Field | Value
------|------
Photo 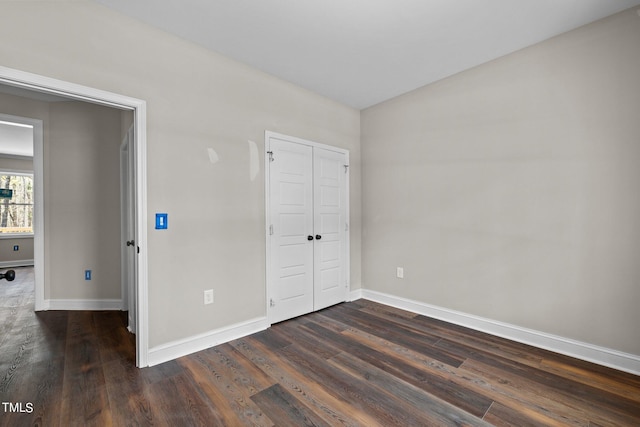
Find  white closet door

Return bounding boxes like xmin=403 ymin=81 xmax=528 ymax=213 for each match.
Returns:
xmin=313 ymin=148 xmax=348 ymax=310
xmin=268 ymin=138 xmax=314 ymax=324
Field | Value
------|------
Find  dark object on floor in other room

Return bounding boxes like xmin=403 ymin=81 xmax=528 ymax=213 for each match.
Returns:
xmin=0 ymin=269 xmax=15 ymax=281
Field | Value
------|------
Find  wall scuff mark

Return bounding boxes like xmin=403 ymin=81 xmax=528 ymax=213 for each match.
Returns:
xmin=207 ymin=147 xmax=219 ymax=165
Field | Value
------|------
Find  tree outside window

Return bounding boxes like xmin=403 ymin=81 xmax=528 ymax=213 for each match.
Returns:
xmin=0 ymin=173 xmax=34 ymax=234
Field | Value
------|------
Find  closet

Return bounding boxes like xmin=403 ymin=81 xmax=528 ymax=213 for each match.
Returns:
xmin=265 ymin=131 xmax=349 ymax=324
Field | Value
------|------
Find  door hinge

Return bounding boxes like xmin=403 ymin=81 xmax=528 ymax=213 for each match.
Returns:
xmin=269 ymin=224 xmax=274 ymax=235
xmin=344 ymin=164 xmax=349 ymax=173
xmin=267 ymin=151 xmax=274 ymax=162
xmin=345 ymin=223 xmax=349 ymax=232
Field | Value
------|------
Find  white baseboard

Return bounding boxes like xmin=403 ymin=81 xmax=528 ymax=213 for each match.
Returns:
xmin=349 ymin=287 xmax=363 ymax=301
xmin=359 ymin=290 xmax=640 ymax=376
xmin=0 ymin=259 xmax=34 ymax=268
xmin=45 ymin=299 xmax=123 ymax=311
xmin=148 ymin=317 xmax=269 ymax=367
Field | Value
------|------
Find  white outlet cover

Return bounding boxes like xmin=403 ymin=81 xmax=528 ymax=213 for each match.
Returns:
xmin=204 ymin=289 xmax=214 ymax=305
xmin=396 ymin=267 xmax=404 ymax=279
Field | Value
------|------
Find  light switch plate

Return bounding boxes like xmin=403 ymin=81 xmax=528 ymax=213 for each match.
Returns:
xmin=155 ymin=213 xmax=168 ymax=229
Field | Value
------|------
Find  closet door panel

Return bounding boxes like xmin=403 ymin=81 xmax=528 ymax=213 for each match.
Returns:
xmin=313 ymin=147 xmax=348 ymax=310
xmin=268 ymin=138 xmax=314 ymax=323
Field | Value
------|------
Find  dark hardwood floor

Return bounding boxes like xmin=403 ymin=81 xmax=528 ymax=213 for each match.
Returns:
xmin=1 ymin=267 xmax=639 ymax=426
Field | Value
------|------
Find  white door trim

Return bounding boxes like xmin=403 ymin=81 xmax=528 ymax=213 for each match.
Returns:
xmin=264 ymin=130 xmax=350 ymax=325
xmin=0 ymin=66 xmax=150 ymax=367
xmin=120 ymin=133 xmax=129 ymax=313
xmin=120 ymin=125 xmax=137 ymax=334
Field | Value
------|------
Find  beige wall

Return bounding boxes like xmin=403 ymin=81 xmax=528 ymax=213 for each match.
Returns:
xmin=0 ymin=1 xmax=361 ymax=348
xmin=362 ymin=9 xmax=640 ymax=356
xmin=0 ymin=237 xmax=34 ymax=266
xmin=48 ymin=101 xmax=122 ymax=299
xmin=0 ymin=156 xmax=33 ymax=172
xmin=0 ymin=93 xmax=123 ymax=299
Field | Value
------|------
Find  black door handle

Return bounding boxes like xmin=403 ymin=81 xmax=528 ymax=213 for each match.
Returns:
xmin=315 ymin=235 xmax=322 ymax=240
xmin=126 ymin=240 xmax=135 ymax=247
xmin=307 ymin=235 xmax=314 ymax=241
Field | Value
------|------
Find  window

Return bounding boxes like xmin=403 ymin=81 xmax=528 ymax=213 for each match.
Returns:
xmin=0 ymin=173 xmax=34 ymax=235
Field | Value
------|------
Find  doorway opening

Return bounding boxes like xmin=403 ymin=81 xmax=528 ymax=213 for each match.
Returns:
xmin=0 ymin=66 xmax=149 ymax=367
xmin=0 ymin=113 xmax=42 ymax=305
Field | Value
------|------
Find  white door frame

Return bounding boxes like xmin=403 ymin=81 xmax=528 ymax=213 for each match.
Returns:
xmin=264 ymin=130 xmax=350 ymax=325
xmin=120 ymin=125 xmax=136 ymax=334
xmin=0 ymin=66 xmax=150 ymax=367
xmin=120 ymin=135 xmax=129 ymax=313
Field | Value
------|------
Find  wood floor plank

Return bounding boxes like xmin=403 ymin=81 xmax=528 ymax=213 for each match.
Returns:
xmin=482 ymin=401 xmax=565 ymax=427
xmin=0 ymin=356 xmax=66 ymax=427
xmin=280 ymin=343 xmax=442 ymax=426
xmin=250 ymin=327 xmax=292 ymax=350
xmin=214 ymin=343 xmax=277 ymax=393
xmin=335 ymin=317 xmax=463 ymax=376
xmin=460 ymin=359 xmax=591 ymax=426
xmin=300 ymin=320 xmax=494 ymax=417
xmin=232 ymin=337 xmax=380 ymax=426
xmin=139 ymin=359 xmax=184 ymax=385
xmin=335 ymin=320 xmax=590 ymax=426
xmin=0 ymin=324 xmax=35 ymax=395
xmin=95 ymin=311 xmax=136 ymax=365
xmin=0 ymin=307 xmax=20 ymax=350
xmin=330 ymin=303 xmax=437 ymax=341
xmin=461 ymin=358 xmax=639 ymax=427
xmin=431 ymin=325 xmax=640 ymax=407
xmin=178 ymin=352 xmax=270 ymax=426
xmin=413 ymin=314 xmax=546 ymax=367
xmin=349 ymin=298 xmax=419 ymax=320
xmin=60 ymin=332 xmax=111 ymax=426
xmin=465 ymin=348 xmax=640 ymax=420
xmin=0 ymin=269 xmax=66 ymax=427
xmin=2 ymin=270 xmax=640 ymax=426
xmin=145 ymin=371 xmax=227 ymax=427
xmin=29 ymin=311 xmax=68 ymax=364
xmin=539 ymin=357 xmax=640 ymax=402
xmin=251 ymin=383 xmax=331 ymax=427
xmin=272 ymin=320 xmax=343 ymax=360
xmin=328 ymin=350 xmax=492 ymax=426
xmin=432 ymin=331 xmax=630 ymax=418
xmin=102 ymin=356 xmax=157 ymax=426
xmin=59 ymin=385 xmax=113 ymax=427
xmin=327 ymin=304 xmax=466 ymax=367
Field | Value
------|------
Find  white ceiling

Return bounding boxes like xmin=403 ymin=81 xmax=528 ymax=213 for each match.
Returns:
xmin=95 ymin=0 xmax=640 ymax=109
xmin=0 ymin=121 xmax=33 ymax=158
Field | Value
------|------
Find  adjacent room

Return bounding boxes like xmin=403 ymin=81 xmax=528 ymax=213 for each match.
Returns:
xmin=0 ymin=118 xmax=35 ymax=271
xmin=1 ymin=0 xmax=639 ymax=425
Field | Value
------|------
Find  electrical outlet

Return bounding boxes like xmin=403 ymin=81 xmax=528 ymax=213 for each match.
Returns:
xmin=204 ymin=289 xmax=214 ymax=305
xmin=85 ymin=270 xmax=92 ymax=280
xmin=396 ymin=267 xmax=404 ymax=279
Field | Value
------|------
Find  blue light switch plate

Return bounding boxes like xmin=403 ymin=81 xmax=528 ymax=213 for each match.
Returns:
xmin=156 ymin=213 xmax=168 ymax=229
